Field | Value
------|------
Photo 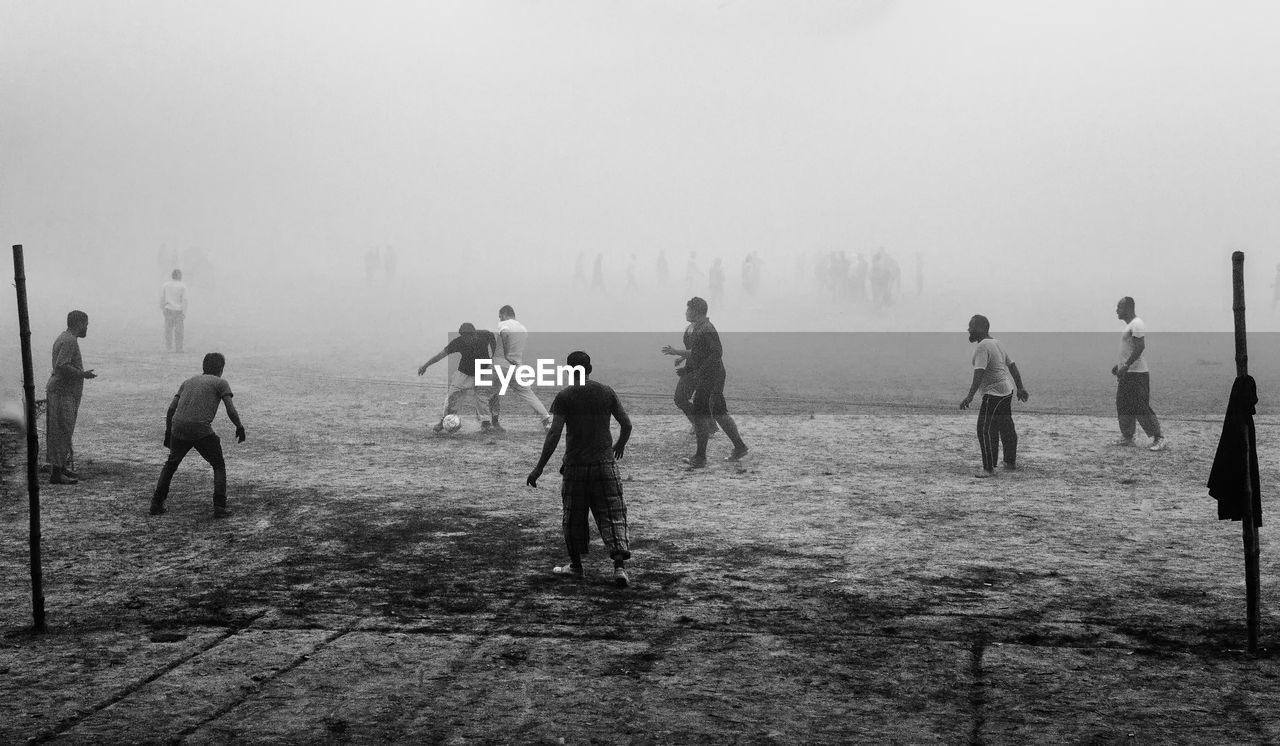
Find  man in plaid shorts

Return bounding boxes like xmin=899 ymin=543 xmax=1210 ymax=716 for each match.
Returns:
xmin=526 ymin=350 xmax=633 ymax=587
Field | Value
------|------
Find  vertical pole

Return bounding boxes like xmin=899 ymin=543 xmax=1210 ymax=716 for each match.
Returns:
xmin=12 ymin=245 xmax=46 ymax=632
xmin=1231 ymin=250 xmax=1258 ymax=654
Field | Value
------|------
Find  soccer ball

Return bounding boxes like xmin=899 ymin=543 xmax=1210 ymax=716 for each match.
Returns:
xmin=442 ymin=414 xmax=463 ymax=433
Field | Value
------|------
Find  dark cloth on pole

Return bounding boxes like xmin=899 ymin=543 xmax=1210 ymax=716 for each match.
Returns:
xmin=1208 ymin=375 xmax=1261 ymax=527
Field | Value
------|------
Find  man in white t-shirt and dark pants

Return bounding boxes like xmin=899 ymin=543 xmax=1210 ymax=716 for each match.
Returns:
xmin=960 ymin=315 xmax=1029 ymax=477
xmin=1113 ymin=296 xmax=1166 ymax=451
xmin=487 ymin=305 xmax=552 ymax=432
xmin=159 ymin=269 xmax=188 ymax=352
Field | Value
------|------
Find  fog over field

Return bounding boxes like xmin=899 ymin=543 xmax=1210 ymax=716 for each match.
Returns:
xmin=3 ymin=0 xmax=1280 ymax=379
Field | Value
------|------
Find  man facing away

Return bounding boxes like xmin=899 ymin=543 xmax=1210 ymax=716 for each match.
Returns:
xmin=1113 ymin=296 xmax=1166 ymax=451
xmin=487 ymin=305 xmax=552 ymax=432
xmin=959 ymin=315 xmax=1029 ymax=478
xmin=662 ymin=296 xmax=748 ymax=467
xmin=419 ymin=322 xmax=497 ymax=433
xmin=151 ymin=352 xmax=245 ymax=517
xmin=46 ymin=310 xmax=97 ymax=485
xmin=160 ymin=268 xmax=188 ymax=352
xmin=526 ymin=351 xmax=633 ymax=587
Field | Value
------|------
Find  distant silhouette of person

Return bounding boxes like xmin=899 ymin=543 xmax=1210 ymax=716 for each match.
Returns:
xmin=708 ymin=258 xmax=725 ymax=303
xmin=383 ymin=246 xmax=397 ymax=282
xmin=591 ymin=254 xmax=606 ymax=292
xmin=959 ymin=315 xmax=1028 ymax=477
xmin=526 ymin=350 xmax=633 ymax=587
xmin=1112 ymin=296 xmax=1166 ymax=451
xmin=183 ymin=247 xmax=216 ymax=290
xmin=741 ymin=252 xmax=761 ymax=296
xmin=625 ymin=254 xmax=639 ymax=292
xmin=685 ymin=252 xmax=701 ymax=293
xmin=46 ymin=311 xmax=97 ymax=485
xmin=151 ymin=352 xmax=246 ymax=518
xmin=159 ymin=269 xmax=188 ymax=353
xmin=661 ymin=296 xmax=748 ymax=467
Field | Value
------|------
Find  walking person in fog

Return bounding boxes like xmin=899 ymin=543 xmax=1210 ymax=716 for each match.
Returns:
xmin=959 ymin=315 xmax=1029 ymax=478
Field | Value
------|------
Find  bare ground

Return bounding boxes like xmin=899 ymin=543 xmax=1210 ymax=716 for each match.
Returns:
xmin=3 ymin=351 xmax=1280 ymax=744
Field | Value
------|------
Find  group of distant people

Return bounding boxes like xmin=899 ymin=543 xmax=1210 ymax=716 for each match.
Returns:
xmin=960 ymin=295 xmax=1165 ymax=479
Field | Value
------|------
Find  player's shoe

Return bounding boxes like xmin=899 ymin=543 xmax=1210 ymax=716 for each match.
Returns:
xmin=432 ymin=421 xmax=445 ymax=434
xmin=1113 ymin=438 xmax=1136 ymax=447
xmin=724 ymin=446 xmax=749 ymax=462
xmin=149 ymin=497 xmax=166 ymax=515
xmin=553 ymin=564 xmax=584 ymax=579
xmin=681 ymin=455 xmax=707 ymax=468
xmin=613 ymin=567 xmax=629 ymax=588
xmin=1148 ymin=437 xmax=1167 ymax=452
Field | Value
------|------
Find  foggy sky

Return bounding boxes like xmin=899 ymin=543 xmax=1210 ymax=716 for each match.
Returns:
xmin=3 ymin=0 xmax=1280 ymax=341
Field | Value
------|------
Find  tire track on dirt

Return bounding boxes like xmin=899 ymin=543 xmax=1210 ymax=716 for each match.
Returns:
xmin=28 ymin=612 xmax=266 ymax=744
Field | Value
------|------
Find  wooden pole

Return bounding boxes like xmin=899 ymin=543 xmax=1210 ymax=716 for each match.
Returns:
xmin=1231 ymin=250 xmax=1259 ymax=654
xmin=12 ymin=246 xmax=46 ymax=632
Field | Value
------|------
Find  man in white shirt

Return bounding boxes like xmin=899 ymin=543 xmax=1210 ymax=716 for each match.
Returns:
xmin=159 ymin=269 xmax=188 ymax=352
xmin=1113 ymin=297 xmax=1165 ymax=451
xmin=488 ymin=305 xmax=552 ymax=432
xmin=960 ymin=315 xmax=1029 ymax=477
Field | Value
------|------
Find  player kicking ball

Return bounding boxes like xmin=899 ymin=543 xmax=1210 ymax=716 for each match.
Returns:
xmin=526 ymin=351 xmax=633 ymax=587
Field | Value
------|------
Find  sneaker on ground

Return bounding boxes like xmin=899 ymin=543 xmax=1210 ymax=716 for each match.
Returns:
xmin=681 ymin=455 xmax=707 ymax=468
xmin=1113 ymin=438 xmax=1136 ymax=447
xmin=553 ymin=564 xmax=583 ymax=578
xmin=1149 ymin=437 xmax=1167 ymax=452
xmin=613 ymin=567 xmax=629 ymax=588
xmin=724 ymin=446 xmax=749 ymax=462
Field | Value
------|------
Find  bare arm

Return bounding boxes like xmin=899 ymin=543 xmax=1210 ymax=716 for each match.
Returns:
xmin=960 ymin=369 xmax=984 ymax=409
xmin=418 ymin=347 xmax=450 ymax=376
xmin=223 ymin=395 xmax=243 ymax=429
xmin=1120 ymin=337 xmax=1145 ymax=370
xmin=613 ymin=403 xmax=632 ymax=460
xmin=1009 ymin=362 xmax=1029 ymax=402
xmin=526 ymin=415 xmax=566 ymax=487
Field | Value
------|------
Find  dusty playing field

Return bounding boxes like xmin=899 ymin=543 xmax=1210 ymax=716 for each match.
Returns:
xmin=3 ymin=343 xmax=1280 ymax=744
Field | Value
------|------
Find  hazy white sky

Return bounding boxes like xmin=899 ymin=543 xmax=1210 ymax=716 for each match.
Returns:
xmin=3 ymin=0 xmax=1279 ymax=333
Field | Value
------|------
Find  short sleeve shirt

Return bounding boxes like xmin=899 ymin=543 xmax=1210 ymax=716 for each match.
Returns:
xmin=171 ymin=374 xmax=233 ymax=440
xmin=972 ymin=337 xmax=1015 ymax=397
xmin=46 ymin=331 xmax=84 ymax=397
xmin=683 ymin=318 xmax=724 ymax=378
xmin=1119 ymin=318 xmax=1149 ymax=373
xmin=444 ymin=331 xmax=496 ymax=376
xmin=550 ymin=380 xmax=623 ymax=466
xmin=496 ymin=318 xmax=529 ymax=365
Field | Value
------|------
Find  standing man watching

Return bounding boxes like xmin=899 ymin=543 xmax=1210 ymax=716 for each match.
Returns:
xmin=526 ymin=351 xmax=633 ymax=587
xmin=487 ymin=305 xmax=552 ymax=432
xmin=46 ymin=310 xmax=96 ymax=485
xmin=959 ymin=315 xmax=1029 ymax=477
xmin=160 ymin=269 xmax=188 ymax=353
xmin=1113 ymin=296 xmax=1166 ymax=451
xmin=661 ymin=296 xmax=749 ymax=467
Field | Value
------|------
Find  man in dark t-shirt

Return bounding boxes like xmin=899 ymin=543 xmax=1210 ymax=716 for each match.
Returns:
xmin=661 ymin=296 xmax=748 ymax=467
xmin=527 ymin=351 xmax=633 ymax=587
xmin=418 ymin=322 xmax=497 ymax=433
xmin=151 ymin=352 xmax=246 ymax=518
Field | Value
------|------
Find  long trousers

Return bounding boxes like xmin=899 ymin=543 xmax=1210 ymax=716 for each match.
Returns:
xmin=1116 ymin=372 xmax=1161 ymax=440
xmin=977 ymin=393 xmax=1017 ymax=471
xmin=154 ymin=433 xmax=226 ymax=507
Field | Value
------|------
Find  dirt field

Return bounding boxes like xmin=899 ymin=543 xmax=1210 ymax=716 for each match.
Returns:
xmin=3 ymin=343 xmax=1280 ymax=744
